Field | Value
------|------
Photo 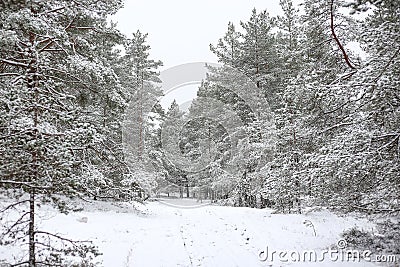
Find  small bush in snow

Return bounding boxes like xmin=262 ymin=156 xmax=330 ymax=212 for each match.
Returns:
xmin=341 ymin=220 xmax=400 ymax=255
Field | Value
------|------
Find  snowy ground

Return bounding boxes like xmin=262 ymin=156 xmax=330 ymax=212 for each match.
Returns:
xmin=0 ymin=198 xmax=392 ymax=267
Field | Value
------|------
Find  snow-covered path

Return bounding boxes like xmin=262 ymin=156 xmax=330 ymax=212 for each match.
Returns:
xmin=1 ymin=198 xmax=380 ymax=266
xmin=116 ymin=199 xmax=377 ymax=267
xmin=128 ymin=199 xmax=263 ymax=267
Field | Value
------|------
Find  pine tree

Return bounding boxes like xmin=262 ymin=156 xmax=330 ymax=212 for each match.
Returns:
xmin=121 ymin=30 xmax=163 ymax=198
xmin=210 ymin=22 xmax=241 ymax=68
xmin=123 ymin=30 xmax=163 ymax=160
xmin=239 ymin=8 xmax=277 ymax=91
xmin=309 ymin=0 xmax=400 ymax=212
xmin=0 ymin=0 xmax=124 ymax=265
xmin=161 ymin=100 xmax=187 ymax=190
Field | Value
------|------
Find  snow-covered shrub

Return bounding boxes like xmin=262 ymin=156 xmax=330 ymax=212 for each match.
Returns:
xmin=341 ymin=220 xmax=400 ymax=255
xmin=121 ymin=170 xmax=158 ymax=198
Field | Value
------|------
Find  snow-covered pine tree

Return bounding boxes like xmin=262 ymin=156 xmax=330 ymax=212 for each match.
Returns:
xmin=123 ymin=30 xmax=163 ymax=160
xmin=79 ymin=22 xmax=132 ymax=198
xmin=207 ymin=10 xmax=279 ymax=207
xmin=210 ymin=22 xmax=241 ymax=69
xmin=0 ymin=0 xmax=126 ymax=265
xmin=181 ymin=101 xmax=234 ymax=200
xmin=160 ymin=100 xmax=188 ymax=196
xmin=239 ymin=9 xmax=277 ymax=90
xmin=350 ymin=0 xmax=400 ymax=213
xmin=308 ymin=0 xmax=400 ymax=212
xmin=262 ymin=0 xmax=362 ymax=212
xmin=121 ymin=30 xmax=163 ymax=198
xmin=146 ymin=102 xmax=168 ymax=192
xmin=260 ymin=0 xmax=305 ymax=213
xmin=186 ymin=65 xmax=272 ymax=206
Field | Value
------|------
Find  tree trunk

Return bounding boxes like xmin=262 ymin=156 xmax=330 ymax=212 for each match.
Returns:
xmin=29 ymin=42 xmax=38 ymax=267
xmin=28 ymin=190 xmax=35 ymax=267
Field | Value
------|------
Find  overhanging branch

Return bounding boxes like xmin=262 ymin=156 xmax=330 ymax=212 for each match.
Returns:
xmin=330 ymin=0 xmax=356 ymax=70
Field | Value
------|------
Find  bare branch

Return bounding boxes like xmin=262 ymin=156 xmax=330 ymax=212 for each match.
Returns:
xmin=0 ymin=73 xmax=21 ymax=77
xmin=2 ymin=212 xmax=30 ymax=237
xmin=319 ymin=122 xmax=353 ymax=134
xmin=330 ymin=0 xmax=356 ymax=69
xmin=373 ymin=45 xmax=400 ymax=83
xmin=40 ymin=6 xmax=66 ymax=15
xmin=11 ymin=260 xmax=30 ymax=267
xmin=34 ymin=230 xmax=93 ymax=244
xmin=73 ymin=26 xmax=100 ymax=33
xmin=0 ymin=200 xmax=30 ymax=213
xmin=41 ymin=49 xmax=66 ymax=52
xmin=372 ymin=133 xmax=400 ymax=139
xmin=378 ymin=134 xmax=400 ymax=151
xmin=65 ymin=17 xmax=76 ymax=31
xmin=38 ymin=40 xmax=54 ymax=53
xmin=0 ymin=59 xmax=29 ymax=68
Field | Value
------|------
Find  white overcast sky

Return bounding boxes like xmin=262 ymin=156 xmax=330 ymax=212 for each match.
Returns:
xmin=111 ymin=0 xmax=289 ymax=109
xmin=111 ymin=0 xmax=287 ymax=70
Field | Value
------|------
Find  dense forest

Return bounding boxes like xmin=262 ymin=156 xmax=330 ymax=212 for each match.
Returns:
xmin=0 ymin=0 xmax=399 ymax=266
